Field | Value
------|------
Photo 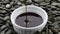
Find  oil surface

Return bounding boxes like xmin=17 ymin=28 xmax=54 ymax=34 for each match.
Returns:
xmin=15 ymin=12 xmax=43 ymax=27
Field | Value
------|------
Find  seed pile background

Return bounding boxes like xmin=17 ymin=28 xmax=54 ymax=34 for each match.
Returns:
xmin=0 ymin=0 xmax=60 ymax=34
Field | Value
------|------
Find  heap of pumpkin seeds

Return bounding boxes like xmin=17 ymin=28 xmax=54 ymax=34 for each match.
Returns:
xmin=0 ymin=0 xmax=60 ymax=34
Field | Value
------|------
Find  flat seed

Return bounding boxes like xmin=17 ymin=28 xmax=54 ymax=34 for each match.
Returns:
xmin=54 ymin=25 xmax=59 ymax=29
xmin=42 ymin=31 xmax=46 ymax=34
xmin=4 ymin=16 xmax=9 ymax=20
xmin=48 ymin=21 xmax=52 ymax=24
xmin=33 ymin=0 xmax=44 ymax=2
xmin=6 ymin=4 xmax=11 ymax=8
xmin=5 ymin=29 xmax=12 ymax=34
xmin=58 ymin=0 xmax=60 ymax=2
xmin=52 ymin=2 xmax=60 ymax=6
xmin=58 ymin=32 xmax=60 ymax=34
xmin=45 ymin=0 xmax=51 ymax=2
xmin=17 ymin=2 xmax=22 ymax=5
xmin=1 ymin=25 xmax=7 ymax=29
xmin=51 ymin=28 xmax=58 ymax=33
xmin=0 ymin=10 xmax=7 ymax=13
xmin=48 ymin=29 xmax=53 ymax=34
